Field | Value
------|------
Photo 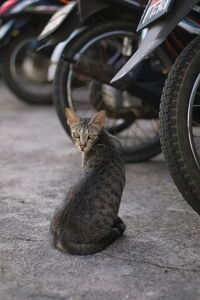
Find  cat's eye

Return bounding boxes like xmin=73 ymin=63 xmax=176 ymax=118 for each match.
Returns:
xmin=73 ymin=132 xmax=80 ymax=138
xmin=88 ymin=134 xmax=97 ymax=140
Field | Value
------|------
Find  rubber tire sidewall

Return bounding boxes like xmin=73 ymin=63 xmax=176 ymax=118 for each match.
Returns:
xmin=160 ymin=35 xmax=200 ymax=214
xmin=2 ymin=31 xmax=52 ymax=105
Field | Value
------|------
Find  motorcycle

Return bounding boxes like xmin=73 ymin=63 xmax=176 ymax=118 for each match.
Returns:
xmin=0 ymin=0 xmax=64 ymax=104
xmin=38 ymin=0 xmax=193 ymax=162
xmin=112 ymin=0 xmax=200 ymax=214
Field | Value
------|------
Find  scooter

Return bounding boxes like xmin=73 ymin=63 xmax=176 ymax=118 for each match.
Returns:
xmin=111 ymin=0 xmax=200 ymax=215
xmin=0 ymin=0 xmax=64 ymax=104
xmin=38 ymin=0 xmax=194 ymax=162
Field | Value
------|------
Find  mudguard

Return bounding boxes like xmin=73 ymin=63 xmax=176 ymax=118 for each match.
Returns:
xmin=38 ymin=0 xmax=140 ymax=46
xmin=38 ymin=0 xmax=110 ymax=46
xmin=111 ymin=0 xmax=200 ymax=83
xmin=78 ymin=0 xmax=110 ymax=22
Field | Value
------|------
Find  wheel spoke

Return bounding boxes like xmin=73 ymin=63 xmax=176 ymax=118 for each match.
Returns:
xmin=192 ymin=121 xmax=200 ymax=127
xmin=196 ymin=143 xmax=200 ymax=149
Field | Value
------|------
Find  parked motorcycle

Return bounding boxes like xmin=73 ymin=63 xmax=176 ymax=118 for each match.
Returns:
xmin=0 ymin=0 xmax=64 ymax=104
xmin=112 ymin=0 xmax=200 ymax=214
xmin=38 ymin=0 xmax=193 ymax=162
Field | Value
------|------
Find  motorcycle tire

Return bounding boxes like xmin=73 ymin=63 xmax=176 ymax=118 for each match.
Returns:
xmin=160 ymin=36 xmax=200 ymax=215
xmin=54 ymin=22 xmax=171 ymax=162
xmin=1 ymin=31 xmax=52 ymax=105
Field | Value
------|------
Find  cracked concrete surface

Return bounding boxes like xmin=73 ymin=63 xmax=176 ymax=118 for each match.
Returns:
xmin=1 ymin=81 xmax=200 ymax=300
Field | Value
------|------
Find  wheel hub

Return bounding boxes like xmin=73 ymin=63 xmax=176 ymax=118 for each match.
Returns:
xmin=22 ymin=54 xmax=49 ymax=83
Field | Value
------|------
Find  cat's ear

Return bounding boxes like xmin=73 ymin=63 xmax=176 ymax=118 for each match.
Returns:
xmin=65 ymin=108 xmax=80 ymax=126
xmin=89 ymin=110 xmax=106 ymax=128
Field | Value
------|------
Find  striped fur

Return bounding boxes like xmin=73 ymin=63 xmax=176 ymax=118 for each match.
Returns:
xmin=50 ymin=110 xmax=126 ymax=255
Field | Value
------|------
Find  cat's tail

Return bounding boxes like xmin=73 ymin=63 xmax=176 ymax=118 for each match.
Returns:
xmin=54 ymin=217 xmax=126 ymax=255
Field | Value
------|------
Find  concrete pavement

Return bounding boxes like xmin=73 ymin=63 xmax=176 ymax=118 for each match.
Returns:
xmin=1 ymin=81 xmax=200 ymax=300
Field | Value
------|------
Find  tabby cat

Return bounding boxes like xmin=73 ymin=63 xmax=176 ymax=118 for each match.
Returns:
xmin=50 ymin=108 xmax=126 ymax=255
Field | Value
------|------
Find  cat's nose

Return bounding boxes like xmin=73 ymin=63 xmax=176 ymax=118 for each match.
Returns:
xmin=80 ymin=145 xmax=86 ymax=150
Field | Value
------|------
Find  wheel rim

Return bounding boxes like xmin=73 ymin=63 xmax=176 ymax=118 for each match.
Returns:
xmin=9 ymin=36 xmax=51 ymax=97
xmin=187 ymin=73 xmax=200 ymax=170
xmin=66 ymin=29 xmax=170 ymax=151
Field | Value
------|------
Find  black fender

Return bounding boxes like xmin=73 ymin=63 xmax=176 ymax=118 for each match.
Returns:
xmin=78 ymin=0 xmax=110 ymax=22
xmin=38 ymin=1 xmax=111 ymax=46
xmin=38 ymin=0 xmax=143 ymax=46
xmin=111 ymin=0 xmax=200 ymax=83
